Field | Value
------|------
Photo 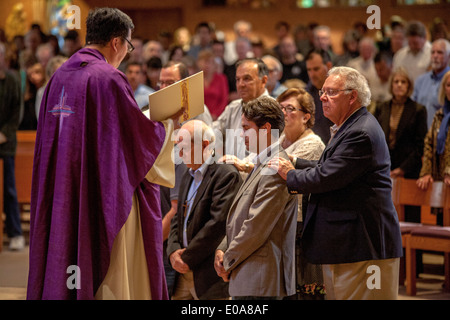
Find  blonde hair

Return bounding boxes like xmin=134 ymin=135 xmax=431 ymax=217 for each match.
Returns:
xmin=438 ymin=70 xmax=450 ymax=106
xmin=197 ymin=49 xmax=214 ymax=61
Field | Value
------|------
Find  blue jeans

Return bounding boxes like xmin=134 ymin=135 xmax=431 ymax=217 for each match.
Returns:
xmin=2 ymin=156 xmax=22 ymax=237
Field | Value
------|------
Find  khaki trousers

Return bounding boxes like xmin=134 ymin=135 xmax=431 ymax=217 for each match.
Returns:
xmin=171 ymin=271 xmax=199 ymax=300
xmin=322 ymin=258 xmax=400 ymax=300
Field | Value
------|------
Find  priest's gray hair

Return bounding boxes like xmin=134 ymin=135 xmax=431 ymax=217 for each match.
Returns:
xmin=328 ymin=66 xmax=372 ymax=107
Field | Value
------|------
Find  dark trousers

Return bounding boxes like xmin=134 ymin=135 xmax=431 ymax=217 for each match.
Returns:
xmin=2 ymin=156 xmax=22 ymax=237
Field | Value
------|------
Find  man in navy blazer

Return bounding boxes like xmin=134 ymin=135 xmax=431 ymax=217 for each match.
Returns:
xmin=269 ymin=66 xmax=402 ymax=299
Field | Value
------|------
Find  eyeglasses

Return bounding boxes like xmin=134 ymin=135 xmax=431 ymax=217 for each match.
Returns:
xmin=157 ymin=80 xmax=176 ymax=87
xmin=122 ymin=37 xmax=135 ymax=53
xmin=280 ymin=105 xmax=306 ymax=114
xmin=319 ymin=88 xmax=354 ymax=97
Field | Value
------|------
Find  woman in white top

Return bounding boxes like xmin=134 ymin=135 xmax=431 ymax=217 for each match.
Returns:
xmin=277 ymin=88 xmax=326 ymax=300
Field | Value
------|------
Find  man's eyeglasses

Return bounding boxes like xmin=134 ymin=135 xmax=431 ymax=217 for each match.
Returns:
xmin=122 ymin=37 xmax=135 ymax=53
xmin=319 ymin=88 xmax=354 ymax=97
xmin=157 ymin=80 xmax=176 ymax=87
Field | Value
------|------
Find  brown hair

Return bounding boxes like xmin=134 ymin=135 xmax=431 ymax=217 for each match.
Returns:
xmin=242 ymin=96 xmax=285 ymax=133
xmin=277 ymin=87 xmax=316 ymax=128
xmin=389 ymin=67 xmax=414 ymax=98
xmin=197 ymin=49 xmax=214 ymax=61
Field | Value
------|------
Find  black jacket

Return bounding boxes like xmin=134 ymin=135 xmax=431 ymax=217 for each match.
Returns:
xmin=374 ymin=97 xmax=427 ymax=178
xmin=0 ymin=71 xmax=21 ymax=157
xmin=167 ymin=162 xmax=242 ymax=299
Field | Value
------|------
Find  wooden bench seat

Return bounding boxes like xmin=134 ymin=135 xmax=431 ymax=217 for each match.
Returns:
xmin=392 ymin=178 xmax=450 ymax=296
xmin=406 ymin=226 xmax=450 ymax=295
xmin=391 ymin=178 xmax=450 ymax=294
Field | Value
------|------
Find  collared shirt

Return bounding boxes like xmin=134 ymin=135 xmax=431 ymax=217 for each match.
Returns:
xmin=393 ymin=41 xmax=431 ymax=83
xmin=270 ymin=81 xmax=288 ymax=99
xmin=212 ymin=89 xmax=270 ymax=159
xmin=183 ymin=158 xmax=210 ymax=247
xmin=347 ymin=57 xmax=379 ymax=93
xmin=412 ymin=65 xmax=450 ymax=128
xmin=329 ymin=107 xmax=363 ymax=143
xmin=134 ymin=84 xmax=154 ymax=109
xmin=329 ymin=125 xmax=340 ymax=143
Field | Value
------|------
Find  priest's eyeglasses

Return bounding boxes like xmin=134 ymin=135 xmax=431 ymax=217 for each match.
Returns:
xmin=123 ymin=37 xmax=135 ymax=53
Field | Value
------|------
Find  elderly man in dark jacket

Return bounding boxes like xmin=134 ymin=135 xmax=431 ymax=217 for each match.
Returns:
xmin=269 ymin=67 xmax=402 ymax=300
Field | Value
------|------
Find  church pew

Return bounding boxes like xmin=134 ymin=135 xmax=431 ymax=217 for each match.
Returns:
xmin=392 ymin=178 xmax=450 ymax=296
xmin=391 ymin=178 xmax=448 ymax=289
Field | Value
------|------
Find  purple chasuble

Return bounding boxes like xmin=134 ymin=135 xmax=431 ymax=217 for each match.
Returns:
xmin=27 ymin=48 xmax=168 ymax=300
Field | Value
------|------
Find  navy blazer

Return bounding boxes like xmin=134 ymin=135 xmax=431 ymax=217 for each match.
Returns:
xmin=287 ymin=107 xmax=403 ymax=264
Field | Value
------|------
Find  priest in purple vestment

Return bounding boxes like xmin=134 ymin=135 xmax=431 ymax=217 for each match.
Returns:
xmin=27 ymin=8 xmax=179 ymax=300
